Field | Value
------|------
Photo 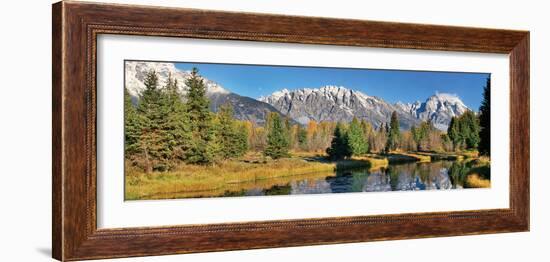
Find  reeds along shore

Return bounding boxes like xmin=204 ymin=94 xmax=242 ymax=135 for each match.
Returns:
xmin=125 ymin=150 xmax=490 ymax=200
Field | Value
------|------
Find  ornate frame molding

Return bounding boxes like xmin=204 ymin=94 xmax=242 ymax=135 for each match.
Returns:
xmin=53 ymin=1 xmax=529 ymax=261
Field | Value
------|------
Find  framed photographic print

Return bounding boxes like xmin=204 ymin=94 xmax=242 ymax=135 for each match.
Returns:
xmin=52 ymin=1 xmax=529 ymax=261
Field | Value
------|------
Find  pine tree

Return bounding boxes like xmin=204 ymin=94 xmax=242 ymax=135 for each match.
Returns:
xmin=412 ymin=121 xmax=432 ymax=151
xmin=235 ymin=122 xmax=250 ymax=157
xmin=478 ymin=77 xmax=491 ymax=155
xmin=136 ymin=69 xmax=172 ymax=172
xmin=162 ymin=74 xmax=191 ymax=162
xmin=447 ymin=116 xmax=462 ymax=151
xmin=441 ymin=133 xmax=453 ymax=152
xmin=385 ymin=111 xmax=401 ymax=152
xmin=447 ymin=110 xmax=481 ymax=151
xmin=124 ymin=87 xmax=142 ymax=157
xmin=326 ymin=122 xmax=351 ymax=160
xmin=264 ymin=112 xmax=290 ymax=159
xmin=184 ymin=68 xmax=216 ymax=164
xmin=217 ymin=104 xmax=248 ymax=159
xmin=296 ymin=125 xmax=308 ymax=149
xmin=411 ymin=125 xmax=420 ymax=151
xmin=347 ymin=117 xmax=369 ymax=156
xmin=462 ymin=110 xmax=481 ymax=149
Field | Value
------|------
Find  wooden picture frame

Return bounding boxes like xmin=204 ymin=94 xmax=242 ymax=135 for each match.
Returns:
xmin=52 ymin=1 xmax=529 ymax=261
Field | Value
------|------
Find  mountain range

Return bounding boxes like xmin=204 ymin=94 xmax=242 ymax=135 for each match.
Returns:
xmin=125 ymin=61 xmax=284 ymax=125
xmin=125 ymin=61 xmax=470 ymax=130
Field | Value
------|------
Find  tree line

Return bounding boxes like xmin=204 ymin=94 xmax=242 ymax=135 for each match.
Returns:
xmin=325 ymin=78 xmax=491 ymax=160
xmin=125 ymin=68 xmax=333 ymax=172
xmin=125 ymin=68 xmax=250 ymax=172
xmin=126 ymin=68 xmax=491 ymax=171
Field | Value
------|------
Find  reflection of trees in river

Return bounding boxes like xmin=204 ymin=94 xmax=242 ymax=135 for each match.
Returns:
xmin=290 ymin=179 xmax=332 ymax=195
xmin=221 ymin=160 xmax=479 ymax=197
xmin=363 ymin=169 xmax=392 ymax=192
xmin=323 ymin=161 xmax=456 ymax=193
xmin=264 ymin=184 xmax=292 ymax=195
xmin=325 ymin=172 xmax=356 ymax=193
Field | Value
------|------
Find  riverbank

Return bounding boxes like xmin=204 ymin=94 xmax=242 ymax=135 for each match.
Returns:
xmin=125 ymin=151 xmax=488 ymax=200
xmin=385 ymin=150 xmax=479 ymax=162
xmin=462 ymin=156 xmax=491 ymax=188
xmin=126 ymin=157 xmax=332 ymax=200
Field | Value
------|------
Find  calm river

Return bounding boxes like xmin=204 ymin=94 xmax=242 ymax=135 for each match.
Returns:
xmin=154 ymin=160 xmax=484 ymax=199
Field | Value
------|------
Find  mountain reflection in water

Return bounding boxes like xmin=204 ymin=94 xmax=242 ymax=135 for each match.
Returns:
xmin=219 ymin=160 xmax=467 ymax=197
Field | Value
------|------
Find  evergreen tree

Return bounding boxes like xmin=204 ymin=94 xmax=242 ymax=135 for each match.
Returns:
xmin=385 ymin=111 xmax=401 ymax=152
xmin=347 ymin=117 xmax=369 ymax=156
xmin=410 ymin=125 xmax=421 ymax=151
xmin=478 ymin=77 xmax=491 ymax=155
xmin=163 ymin=74 xmax=191 ymax=162
xmin=412 ymin=121 xmax=432 ymax=151
xmin=124 ymin=87 xmax=142 ymax=156
xmin=217 ymin=103 xmax=248 ymax=159
xmin=184 ymin=68 xmax=216 ymax=164
xmin=441 ymin=133 xmax=453 ymax=152
xmin=326 ymin=123 xmax=351 ymax=160
xmin=296 ymin=125 xmax=308 ymax=149
xmin=264 ymin=112 xmax=290 ymax=159
xmin=235 ymin=122 xmax=250 ymax=157
xmin=136 ymin=70 xmax=172 ymax=172
xmin=462 ymin=110 xmax=481 ymax=149
xmin=447 ymin=116 xmax=462 ymax=150
xmin=447 ymin=111 xmax=481 ymax=151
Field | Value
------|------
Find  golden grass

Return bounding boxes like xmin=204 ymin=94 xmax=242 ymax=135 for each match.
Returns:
xmin=401 ymin=152 xmax=432 ymax=162
xmin=125 ymin=153 xmax=394 ymax=200
xmin=131 ymin=170 xmax=337 ymax=200
xmin=353 ymin=155 xmax=389 ymax=170
xmin=471 ymin=156 xmax=491 ymax=167
xmin=460 ymin=150 xmax=480 ymax=158
xmin=415 ymin=152 xmax=464 ymax=161
xmin=126 ymin=150 xmax=490 ymax=200
xmin=126 ymin=158 xmax=335 ymax=200
xmin=290 ymin=150 xmax=326 ymax=158
xmin=465 ymin=173 xmax=491 ymax=188
xmin=387 ymin=152 xmax=431 ymax=163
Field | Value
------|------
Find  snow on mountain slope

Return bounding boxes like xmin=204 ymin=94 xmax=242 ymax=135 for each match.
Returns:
xmin=396 ymin=93 xmax=469 ymax=130
xmin=260 ymin=85 xmax=419 ymax=129
xmin=125 ymin=61 xmax=285 ymax=125
xmin=124 ymin=61 xmax=229 ymax=97
xmin=125 ymin=61 xmax=471 ymax=130
xmin=260 ymin=86 xmax=470 ymax=130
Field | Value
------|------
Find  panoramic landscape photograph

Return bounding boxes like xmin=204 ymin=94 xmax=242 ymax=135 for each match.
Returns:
xmin=124 ymin=60 xmax=491 ymax=200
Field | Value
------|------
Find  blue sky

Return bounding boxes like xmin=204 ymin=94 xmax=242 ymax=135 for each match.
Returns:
xmin=175 ymin=62 xmax=489 ymax=109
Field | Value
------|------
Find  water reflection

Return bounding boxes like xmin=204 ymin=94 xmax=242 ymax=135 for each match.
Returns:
xmin=223 ymin=160 xmax=469 ymax=197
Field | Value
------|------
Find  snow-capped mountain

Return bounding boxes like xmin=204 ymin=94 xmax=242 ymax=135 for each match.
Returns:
xmin=125 ymin=61 xmax=229 ymax=97
xmin=125 ymin=61 xmax=286 ymax=125
xmin=125 ymin=61 xmax=470 ymax=130
xmin=259 ymin=86 xmax=420 ymax=130
xmin=260 ymin=86 xmax=470 ymax=130
xmin=397 ymin=93 xmax=469 ymax=130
